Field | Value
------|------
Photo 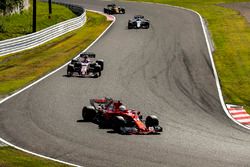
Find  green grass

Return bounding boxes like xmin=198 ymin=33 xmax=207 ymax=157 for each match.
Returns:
xmin=0 ymin=11 xmax=110 ymax=96
xmin=0 ymin=147 xmax=68 ymax=167
xmin=129 ymin=0 xmax=250 ymax=112
xmin=0 ymin=1 xmax=76 ymax=40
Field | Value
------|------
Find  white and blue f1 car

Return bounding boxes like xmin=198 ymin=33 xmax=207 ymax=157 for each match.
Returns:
xmin=128 ymin=15 xmax=150 ymax=29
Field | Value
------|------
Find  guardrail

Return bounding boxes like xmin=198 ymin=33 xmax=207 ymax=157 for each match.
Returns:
xmin=0 ymin=3 xmax=86 ymax=57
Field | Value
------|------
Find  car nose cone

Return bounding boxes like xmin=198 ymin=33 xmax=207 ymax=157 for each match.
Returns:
xmin=136 ymin=21 xmax=142 ymax=28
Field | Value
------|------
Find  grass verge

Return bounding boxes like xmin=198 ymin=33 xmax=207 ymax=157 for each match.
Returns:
xmin=0 ymin=11 xmax=110 ymax=166
xmin=0 ymin=11 xmax=111 ymax=96
xmin=129 ymin=0 xmax=250 ymax=112
xmin=0 ymin=146 xmax=68 ymax=167
xmin=0 ymin=1 xmax=76 ymax=40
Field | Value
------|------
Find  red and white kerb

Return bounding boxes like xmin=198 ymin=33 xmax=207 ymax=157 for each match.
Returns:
xmin=226 ymin=104 xmax=250 ymax=125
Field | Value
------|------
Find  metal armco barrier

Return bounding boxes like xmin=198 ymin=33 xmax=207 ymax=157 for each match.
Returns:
xmin=0 ymin=4 xmax=86 ymax=57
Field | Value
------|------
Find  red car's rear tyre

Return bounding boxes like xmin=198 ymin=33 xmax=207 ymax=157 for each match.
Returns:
xmin=82 ymin=106 xmax=96 ymax=121
xmin=112 ymin=116 xmax=126 ymax=132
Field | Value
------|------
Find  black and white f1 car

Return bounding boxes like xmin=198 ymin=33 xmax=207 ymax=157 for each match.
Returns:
xmin=67 ymin=52 xmax=104 ymax=78
xmin=104 ymin=4 xmax=125 ymax=14
xmin=128 ymin=15 xmax=150 ymax=29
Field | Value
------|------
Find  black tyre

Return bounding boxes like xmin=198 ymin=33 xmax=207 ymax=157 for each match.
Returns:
xmin=67 ymin=70 xmax=73 ymax=77
xmin=128 ymin=24 xmax=132 ymax=29
xmin=144 ymin=24 xmax=149 ymax=29
xmin=96 ymin=60 xmax=104 ymax=71
xmin=113 ymin=116 xmax=126 ymax=132
xmin=104 ymin=8 xmax=107 ymax=14
xmin=145 ymin=115 xmax=159 ymax=127
xmin=93 ymin=71 xmax=100 ymax=78
xmin=121 ymin=9 xmax=125 ymax=14
xmin=67 ymin=66 xmax=74 ymax=77
xmin=98 ymin=116 xmax=107 ymax=129
xmin=82 ymin=106 xmax=96 ymax=121
xmin=94 ymin=65 xmax=101 ymax=73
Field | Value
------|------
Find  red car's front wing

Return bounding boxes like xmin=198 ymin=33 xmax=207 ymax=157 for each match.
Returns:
xmin=119 ymin=126 xmax=163 ymax=135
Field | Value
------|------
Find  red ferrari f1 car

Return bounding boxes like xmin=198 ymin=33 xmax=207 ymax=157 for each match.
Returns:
xmin=82 ymin=97 xmax=163 ymax=135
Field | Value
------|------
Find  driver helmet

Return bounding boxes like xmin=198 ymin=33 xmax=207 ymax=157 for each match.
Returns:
xmin=97 ymin=105 xmax=104 ymax=113
xmin=81 ymin=55 xmax=89 ymax=63
xmin=97 ymin=105 xmax=102 ymax=111
xmin=119 ymin=105 xmax=126 ymax=112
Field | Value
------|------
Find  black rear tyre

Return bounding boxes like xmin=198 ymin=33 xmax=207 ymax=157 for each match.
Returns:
xmin=82 ymin=106 xmax=96 ymax=121
xmin=98 ymin=116 xmax=107 ymax=129
xmin=145 ymin=115 xmax=159 ymax=127
xmin=67 ymin=66 xmax=74 ymax=77
xmin=113 ymin=116 xmax=126 ymax=132
xmin=67 ymin=70 xmax=73 ymax=77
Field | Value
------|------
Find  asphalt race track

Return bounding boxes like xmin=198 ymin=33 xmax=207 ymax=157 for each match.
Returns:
xmin=1 ymin=0 xmax=250 ymax=167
